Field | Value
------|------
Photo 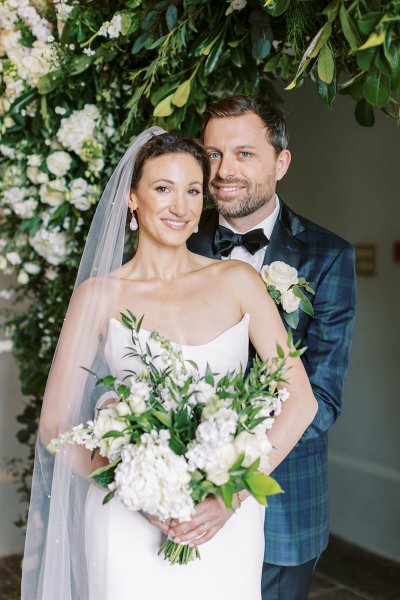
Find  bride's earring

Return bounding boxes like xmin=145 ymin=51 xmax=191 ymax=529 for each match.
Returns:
xmin=129 ymin=213 xmax=138 ymax=231
xmin=194 ymin=223 xmax=199 ymax=233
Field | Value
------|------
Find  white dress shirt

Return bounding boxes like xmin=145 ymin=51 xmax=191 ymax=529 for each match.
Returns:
xmin=219 ymin=195 xmax=280 ymax=273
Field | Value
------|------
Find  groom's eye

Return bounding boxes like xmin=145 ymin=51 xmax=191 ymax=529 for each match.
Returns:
xmin=239 ymin=151 xmax=252 ymax=158
xmin=208 ymin=152 xmax=220 ymax=160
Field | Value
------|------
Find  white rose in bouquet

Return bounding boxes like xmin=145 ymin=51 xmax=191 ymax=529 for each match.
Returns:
xmin=93 ymin=406 xmax=130 ymax=459
xmin=234 ymin=428 xmax=272 ymax=471
xmin=46 ymin=151 xmax=72 ymax=176
xmin=27 ymin=166 xmax=48 ymax=184
xmin=261 ymin=261 xmax=299 ymax=294
xmin=281 ymin=289 xmax=301 ymax=314
xmin=206 ymin=442 xmax=237 ymax=485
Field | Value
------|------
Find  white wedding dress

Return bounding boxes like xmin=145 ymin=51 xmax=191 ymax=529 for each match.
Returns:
xmin=85 ymin=313 xmax=265 ymax=600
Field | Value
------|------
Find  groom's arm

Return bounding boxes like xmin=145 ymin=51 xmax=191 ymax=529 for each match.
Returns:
xmin=295 ymin=243 xmax=356 ymax=444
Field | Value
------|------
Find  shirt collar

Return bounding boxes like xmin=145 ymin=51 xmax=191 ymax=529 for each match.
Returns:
xmin=218 ymin=194 xmax=280 ymax=239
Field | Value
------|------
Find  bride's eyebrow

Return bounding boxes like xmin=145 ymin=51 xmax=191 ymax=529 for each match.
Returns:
xmin=151 ymin=178 xmax=202 ymax=186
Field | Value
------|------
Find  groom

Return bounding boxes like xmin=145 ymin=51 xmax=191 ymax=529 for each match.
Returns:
xmin=187 ymin=95 xmax=356 ymax=600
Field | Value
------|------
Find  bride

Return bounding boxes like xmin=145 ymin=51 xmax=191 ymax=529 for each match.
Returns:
xmin=21 ymin=128 xmax=317 ymax=600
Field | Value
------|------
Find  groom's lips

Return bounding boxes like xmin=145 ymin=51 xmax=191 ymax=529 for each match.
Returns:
xmin=211 ymin=181 xmax=247 ymax=198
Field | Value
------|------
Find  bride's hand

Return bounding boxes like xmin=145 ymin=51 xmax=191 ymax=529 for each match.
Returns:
xmin=141 ymin=512 xmax=171 ymax=535
xmin=168 ymin=495 xmax=234 ymax=547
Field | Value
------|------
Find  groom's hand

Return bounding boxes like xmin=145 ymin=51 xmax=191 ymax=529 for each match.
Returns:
xmin=168 ymin=495 xmax=234 ymax=547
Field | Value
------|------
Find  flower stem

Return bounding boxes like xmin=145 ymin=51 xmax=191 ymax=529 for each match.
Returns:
xmin=158 ymin=539 xmax=201 ymax=565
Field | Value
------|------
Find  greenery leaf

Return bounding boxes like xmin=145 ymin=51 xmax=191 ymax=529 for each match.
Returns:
xmin=355 ymin=99 xmax=375 ymax=127
xmin=283 ymin=310 xmax=299 ymax=329
xmin=318 ymin=43 xmax=334 ymax=84
xmin=263 ymin=0 xmax=290 ymax=18
xmin=166 ymin=5 xmax=178 ymax=31
xmin=339 ymin=5 xmax=361 ymax=51
xmin=357 ymin=31 xmax=385 ymax=52
xmin=153 ymin=93 xmax=174 ymax=117
xmin=286 ymin=22 xmax=332 ymax=89
xmin=171 ymin=79 xmax=191 ymax=107
xmin=363 ymin=71 xmax=390 ymax=108
xmin=245 ymin=472 xmax=283 ymax=496
xmin=357 ymin=13 xmax=382 ymax=36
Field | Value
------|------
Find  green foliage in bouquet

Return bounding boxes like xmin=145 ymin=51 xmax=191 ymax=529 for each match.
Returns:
xmin=0 ymin=0 xmax=398 ymax=525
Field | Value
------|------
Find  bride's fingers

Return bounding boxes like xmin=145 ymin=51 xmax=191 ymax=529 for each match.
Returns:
xmin=142 ymin=513 xmax=170 ymax=534
xmin=173 ymin=521 xmax=210 ymax=544
xmin=170 ymin=515 xmax=205 ymax=538
xmin=189 ymin=526 xmax=217 ymax=547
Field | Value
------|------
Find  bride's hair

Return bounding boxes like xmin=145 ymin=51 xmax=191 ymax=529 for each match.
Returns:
xmin=130 ymin=131 xmax=210 ymax=191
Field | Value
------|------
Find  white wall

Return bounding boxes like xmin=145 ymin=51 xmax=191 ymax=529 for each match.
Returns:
xmin=279 ymin=84 xmax=400 ymax=560
xmin=0 ymin=282 xmax=27 ymax=557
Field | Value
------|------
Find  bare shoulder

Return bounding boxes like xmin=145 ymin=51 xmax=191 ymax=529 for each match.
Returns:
xmin=217 ymin=259 xmax=265 ymax=290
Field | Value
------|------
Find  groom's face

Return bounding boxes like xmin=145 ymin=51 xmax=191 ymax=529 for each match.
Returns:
xmin=204 ymin=112 xmax=290 ymax=219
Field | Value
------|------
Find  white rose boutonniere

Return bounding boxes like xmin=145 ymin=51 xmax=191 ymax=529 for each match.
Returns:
xmin=261 ymin=261 xmax=315 ymax=328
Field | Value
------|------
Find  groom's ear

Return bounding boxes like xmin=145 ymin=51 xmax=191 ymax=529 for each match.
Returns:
xmin=276 ymin=149 xmax=291 ymax=182
xmin=128 ymin=191 xmax=138 ymax=213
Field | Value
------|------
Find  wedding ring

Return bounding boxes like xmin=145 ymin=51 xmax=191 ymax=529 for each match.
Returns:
xmin=161 ymin=518 xmax=166 ymax=524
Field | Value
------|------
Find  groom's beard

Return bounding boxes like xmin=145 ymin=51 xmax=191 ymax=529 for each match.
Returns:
xmin=209 ymin=176 xmax=275 ymax=218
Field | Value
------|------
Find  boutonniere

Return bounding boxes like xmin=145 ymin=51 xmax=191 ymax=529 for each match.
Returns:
xmin=260 ymin=261 xmax=315 ymax=329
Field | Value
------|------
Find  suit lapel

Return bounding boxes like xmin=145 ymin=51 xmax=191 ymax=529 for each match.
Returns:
xmin=187 ymin=209 xmax=221 ymax=259
xmin=262 ymin=200 xmax=306 ymax=270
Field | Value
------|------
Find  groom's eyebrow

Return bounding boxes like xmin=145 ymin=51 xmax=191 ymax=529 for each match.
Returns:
xmin=205 ymin=145 xmax=257 ymax=151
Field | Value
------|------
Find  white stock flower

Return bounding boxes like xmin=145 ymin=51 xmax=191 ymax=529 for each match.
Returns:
xmin=188 ymin=380 xmax=216 ymax=406
xmin=39 ymin=178 xmax=66 ymax=206
xmin=281 ymin=289 xmax=301 ymax=313
xmin=127 ymin=379 xmax=151 ymax=415
xmin=261 ymin=261 xmax=299 ymax=294
xmin=46 ymin=151 xmax=72 ymax=176
xmin=234 ymin=429 xmax=272 ymax=471
xmin=278 ymin=387 xmax=290 ymax=402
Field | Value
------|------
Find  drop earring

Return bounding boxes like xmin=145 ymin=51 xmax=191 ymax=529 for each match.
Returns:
xmin=194 ymin=223 xmax=199 ymax=233
xmin=129 ymin=213 xmax=138 ymax=231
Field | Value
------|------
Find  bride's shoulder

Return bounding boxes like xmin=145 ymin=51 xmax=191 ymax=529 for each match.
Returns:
xmin=217 ymin=259 xmax=262 ymax=285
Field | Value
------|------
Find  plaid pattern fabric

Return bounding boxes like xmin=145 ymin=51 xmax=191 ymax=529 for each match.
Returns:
xmin=188 ymin=200 xmax=356 ymax=566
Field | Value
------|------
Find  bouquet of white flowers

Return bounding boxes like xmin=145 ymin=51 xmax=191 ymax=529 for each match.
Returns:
xmin=49 ymin=311 xmax=304 ymax=565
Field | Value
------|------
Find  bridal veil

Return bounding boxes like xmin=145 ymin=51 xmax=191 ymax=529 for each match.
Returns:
xmin=21 ymin=126 xmax=165 ymax=599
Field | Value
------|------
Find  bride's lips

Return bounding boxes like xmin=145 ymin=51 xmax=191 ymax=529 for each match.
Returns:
xmin=161 ymin=218 xmax=190 ymax=231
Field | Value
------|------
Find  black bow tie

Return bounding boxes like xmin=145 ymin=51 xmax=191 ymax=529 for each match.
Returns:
xmin=213 ymin=225 xmax=269 ymax=257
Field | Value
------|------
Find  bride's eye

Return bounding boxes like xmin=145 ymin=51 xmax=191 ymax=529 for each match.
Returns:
xmin=155 ymin=186 xmax=169 ymax=193
xmin=188 ymin=188 xmax=201 ymax=195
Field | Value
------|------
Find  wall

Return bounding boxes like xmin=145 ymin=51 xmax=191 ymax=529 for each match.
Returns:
xmin=279 ymin=84 xmax=400 ymax=560
xmin=0 ymin=283 xmax=27 ymax=556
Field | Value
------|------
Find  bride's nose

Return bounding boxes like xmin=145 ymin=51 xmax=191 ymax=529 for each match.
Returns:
xmin=169 ymin=191 xmax=189 ymax=217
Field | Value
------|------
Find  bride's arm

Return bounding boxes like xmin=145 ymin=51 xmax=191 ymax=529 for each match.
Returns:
xmin=39 ymin=277 xmax=111 ymax=476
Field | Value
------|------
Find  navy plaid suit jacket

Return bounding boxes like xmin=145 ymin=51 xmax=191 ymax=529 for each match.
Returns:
xmin=187 ymin=199 xmax=356 ymax=566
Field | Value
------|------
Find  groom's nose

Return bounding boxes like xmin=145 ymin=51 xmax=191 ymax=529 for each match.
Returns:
xmin=216 ymin=154 xmax=237 ymax=179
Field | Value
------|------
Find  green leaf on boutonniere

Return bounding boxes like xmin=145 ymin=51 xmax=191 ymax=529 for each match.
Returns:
xmin=293 ymin=285 xmax=314 ymax=317
xmin=283 ymin=310 xmax=299 ymax=329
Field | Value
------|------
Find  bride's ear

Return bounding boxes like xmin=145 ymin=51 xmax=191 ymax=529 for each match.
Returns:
xmin=128 ymin=190 xmax=138 ymax=214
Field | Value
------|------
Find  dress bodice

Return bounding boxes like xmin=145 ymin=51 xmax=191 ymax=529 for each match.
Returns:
xmin=104 ymin=313 xmax=250 ymax=380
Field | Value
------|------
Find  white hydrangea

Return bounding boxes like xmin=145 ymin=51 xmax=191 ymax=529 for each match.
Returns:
xmin=98 ymin=14 xmax=122 ymax=39
xmin=30 ymin=226 xmax=68 ymax=265
xmin=111 ymin=429 xmax=194 ymax=521
xmin=57 ymin=104 xmax=100 ymax=157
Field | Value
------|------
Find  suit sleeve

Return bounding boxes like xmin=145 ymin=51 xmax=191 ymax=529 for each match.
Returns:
xmin=296 ymin=244 xmax=356 ymax=444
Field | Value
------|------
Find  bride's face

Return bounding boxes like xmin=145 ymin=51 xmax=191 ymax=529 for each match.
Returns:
xmin=129 ymin=153 xmax=203 ymax=246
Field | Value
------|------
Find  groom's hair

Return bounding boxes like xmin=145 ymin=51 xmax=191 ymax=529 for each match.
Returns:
xmin=203 ymin=95 xmax=288 ymax=154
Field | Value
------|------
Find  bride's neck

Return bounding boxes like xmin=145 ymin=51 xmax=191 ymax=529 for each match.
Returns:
xmin=129 ymin=237 xmax=193 ymax=282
